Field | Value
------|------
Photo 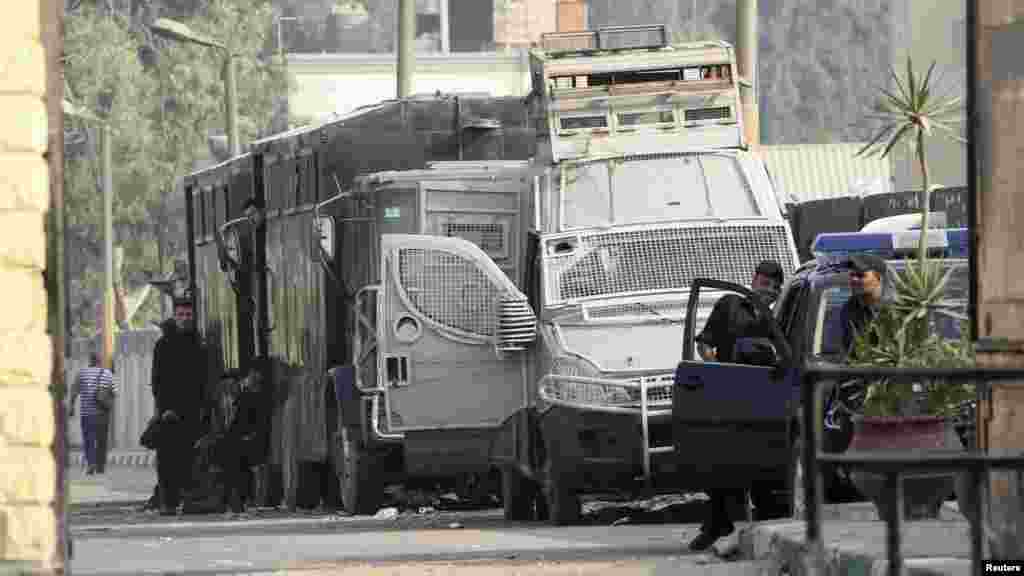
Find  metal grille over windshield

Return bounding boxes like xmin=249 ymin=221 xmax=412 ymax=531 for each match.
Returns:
xmin=397 ymin=248 xmax=501 ymax=337
xmin=545 ymin=224 xmax=797 ymax=303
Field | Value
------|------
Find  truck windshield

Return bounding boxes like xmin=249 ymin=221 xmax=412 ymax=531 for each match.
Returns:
xmin=561 ymin=153 xmax=760 ymax=229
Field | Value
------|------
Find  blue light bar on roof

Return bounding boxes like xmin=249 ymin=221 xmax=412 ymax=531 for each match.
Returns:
xmin=812 ymin=228 xmax=969 ymax=260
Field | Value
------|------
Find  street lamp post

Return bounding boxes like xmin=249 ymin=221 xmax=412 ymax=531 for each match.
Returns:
xmin=63 ymin=99 xmax=116 ymax=371
xmin=151 ymin=18 xmax=240 ymax=157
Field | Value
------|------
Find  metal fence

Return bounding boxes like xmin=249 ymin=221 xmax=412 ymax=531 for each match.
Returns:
xmin=67 ymin=329 xmax=159 ymax=451
xmin=801 ymin=363 xmax=1024 ymax=576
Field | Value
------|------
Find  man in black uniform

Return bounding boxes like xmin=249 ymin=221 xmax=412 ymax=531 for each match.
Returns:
xmin=142 ymin=317 xmax=178 ymax=512
xmin=839 ymin=253 xmax=888 ymax=355
xmin=151 ymin=294 xmax=208 ymax=515
xmin=687 ymin=260 xmax=791 ymax=552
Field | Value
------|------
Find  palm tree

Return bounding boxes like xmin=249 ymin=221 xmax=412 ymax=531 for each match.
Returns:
xmin=856 ymin=57 xmax=966 ymax=263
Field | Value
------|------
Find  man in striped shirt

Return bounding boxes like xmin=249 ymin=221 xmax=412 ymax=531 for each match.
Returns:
xmin=69 ymin=352 xmax=117 ymax=475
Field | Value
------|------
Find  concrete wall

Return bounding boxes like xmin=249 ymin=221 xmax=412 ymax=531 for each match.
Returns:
xmin=976 ymin=1 xmax=1024 ymax=560
xmin=287 ymin=51 xmax=531 ymax=122
xmin=495 ymin=0 xmax=558 ymax=48
xmin=0 ymin=0 xmax=57 ymax=569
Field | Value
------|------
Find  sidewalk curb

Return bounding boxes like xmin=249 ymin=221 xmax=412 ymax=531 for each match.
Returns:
xmin=68 ymin=450 xmax=155 ymax=468
xmin=739 ymin=502 xmax=970 ymax=576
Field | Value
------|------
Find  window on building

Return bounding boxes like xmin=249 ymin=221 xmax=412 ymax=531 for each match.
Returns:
xmin=296 ymin=0 xmax=495 ymax=54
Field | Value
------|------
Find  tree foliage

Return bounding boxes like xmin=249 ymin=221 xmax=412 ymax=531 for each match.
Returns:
xmin=64 ymin=0 xmax=290 ymax=339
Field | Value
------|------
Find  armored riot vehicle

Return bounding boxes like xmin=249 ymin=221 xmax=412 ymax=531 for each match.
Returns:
xmin=317 ymin=26 xmax=801 ymax=524
xmin=184 ymin=94 xmax=536 ymax=509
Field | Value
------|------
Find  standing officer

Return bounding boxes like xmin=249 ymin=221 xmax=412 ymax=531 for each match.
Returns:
xmin=151 ymin=293 xmax=208 ymax=515
xmin=687 ymin=260 xmax=791 ymax=553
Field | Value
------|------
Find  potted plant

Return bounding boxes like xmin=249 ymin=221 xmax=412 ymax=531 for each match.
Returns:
xmin=847 ymin=57 xmax=972 ymax=520
xmin=845 ymin=261 xmax=975 ymax=519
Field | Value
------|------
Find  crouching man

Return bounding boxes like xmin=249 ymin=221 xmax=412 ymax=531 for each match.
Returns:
xmin=215 ymin=359 xmax=270 ymax=513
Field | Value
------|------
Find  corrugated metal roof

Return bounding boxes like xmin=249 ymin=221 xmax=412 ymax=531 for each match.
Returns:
xmin=759 ymin=143 xmax=893 ymax=204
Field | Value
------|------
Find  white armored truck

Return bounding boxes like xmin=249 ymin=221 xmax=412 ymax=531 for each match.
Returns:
xmin=316 ymin=25 xmax=800 ymax=524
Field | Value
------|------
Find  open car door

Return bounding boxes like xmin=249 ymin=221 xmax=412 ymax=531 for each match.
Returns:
xmin=672 ymin=278 xmax=794 ymax=491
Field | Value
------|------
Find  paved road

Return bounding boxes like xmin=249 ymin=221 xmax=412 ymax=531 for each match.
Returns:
xmin=68 ymin=467 xmax=763 ymax=575
xmin=71 ymin=516 xmax=760 ymax=575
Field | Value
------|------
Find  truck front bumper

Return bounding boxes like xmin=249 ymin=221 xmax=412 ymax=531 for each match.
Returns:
xmin=537 ymin=373 xmax=678 ymax=492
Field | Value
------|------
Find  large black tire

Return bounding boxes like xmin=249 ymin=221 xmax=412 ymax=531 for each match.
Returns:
xmin=501 ymin=465 xmax=535 ymax=521
xmin=339 ymin=427 xmax=383 ymax=515
xmin=541 ymin=459 xmax=581 ymax=526
xmin=537 ymin=409 xmax=583 ymax=526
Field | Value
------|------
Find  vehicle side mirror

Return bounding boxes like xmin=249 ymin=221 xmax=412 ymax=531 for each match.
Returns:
xmin=216 ymin=227 xmax=240 ymax=282
xmin=496 ymin=294 xmax=537 ymax=353
xmin=315 ymin=216 xmax=334 ymax=261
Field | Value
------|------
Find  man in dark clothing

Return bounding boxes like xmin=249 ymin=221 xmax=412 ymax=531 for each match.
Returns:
xmin=142 ymin=318 xmax=178 ymax=512
xmin=688 ymin=260 xmax=792 ymax=553
xmin=839 ymin=253 xmax=888 ymax=355
xmin=216 ymin=359 xmax=270 ymax=513
xmin=152 ymin=296 xmax=208 ymax=515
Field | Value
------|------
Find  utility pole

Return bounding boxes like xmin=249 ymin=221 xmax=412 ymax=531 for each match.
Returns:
xmin=102 ymin=124 xmax=115 ymax=372
xmin=736 ymin=0 xmax=759 ymax=149
xmin=396 ymin=0 xmax=416 ymax=98
xmin=973 ymin=1 xmax=1024 ymax=560
xmin=224 ymin=56 xmax=240 ymax=156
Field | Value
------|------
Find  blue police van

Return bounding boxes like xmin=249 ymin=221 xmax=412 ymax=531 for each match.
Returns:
xmin=670 ymin=226 xmax=970 ymax=519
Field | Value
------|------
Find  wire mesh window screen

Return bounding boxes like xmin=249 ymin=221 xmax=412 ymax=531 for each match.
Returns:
xmin=546 ymin=224 xmax=797 ymax=302
xmin=445 ymin=222 xmax=507 ymax=257
xmin=398 ymin=248 xmax=501 ymax=336
xmin=585 ymin=300 xmax=687 ymax=320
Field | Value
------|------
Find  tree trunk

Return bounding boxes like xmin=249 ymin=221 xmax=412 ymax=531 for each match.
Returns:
xmin=916 ymin=130 xmax=931 ymax=263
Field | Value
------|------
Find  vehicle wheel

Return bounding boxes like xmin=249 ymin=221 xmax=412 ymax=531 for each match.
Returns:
xmin=788 ymin=437 xmax=807 ymax=520
xmin=339 ymin=427 xmax=382 ymax=515
xmin=501 ymin=465 xmax=535 ymax=521
xmin=294 ymin=462 xmax=322 ymax=510
xmin=542 ymin=459 xmax=581 ymax=526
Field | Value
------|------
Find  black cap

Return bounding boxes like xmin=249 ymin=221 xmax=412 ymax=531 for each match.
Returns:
xmin=755 ymin=260 xmax=784 ymax=285
xmin=848 ymin=253 xmax=888 ymax=276
xmin=172 ymin=288 xmax=194 ymax=307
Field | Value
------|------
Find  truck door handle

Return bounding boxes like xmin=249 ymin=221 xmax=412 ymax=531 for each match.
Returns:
xmin=682 ymin=375 xmax=704 ymax=391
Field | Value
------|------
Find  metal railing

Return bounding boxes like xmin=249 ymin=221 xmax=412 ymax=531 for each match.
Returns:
xmin=801 ymin=364 xmax=1024 ymax=576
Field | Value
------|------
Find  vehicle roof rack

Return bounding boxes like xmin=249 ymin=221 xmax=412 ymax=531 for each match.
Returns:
xmin=540 ymin=24 xmax=669 ymax=55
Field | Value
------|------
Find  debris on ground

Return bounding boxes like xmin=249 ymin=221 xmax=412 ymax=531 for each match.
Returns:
xmin=582 ymin=493 xmax=708 ymax=525
xmin=373 ymin=507 xmax=399 ymax=520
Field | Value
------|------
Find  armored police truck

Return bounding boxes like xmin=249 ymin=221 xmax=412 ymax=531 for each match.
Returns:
xmin=315 ymin=26 xmax=801 ymax=524
xmin=184 ymin=94 xmax=536 ymax=509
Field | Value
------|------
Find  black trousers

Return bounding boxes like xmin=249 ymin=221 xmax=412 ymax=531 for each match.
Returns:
xmin=156 ymin=423 xmax=195 ymax=510
xmin=221 ymin=443 xmax=251 ymax=512
xmin=704 ymin=488 xmax=747 ymax=533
